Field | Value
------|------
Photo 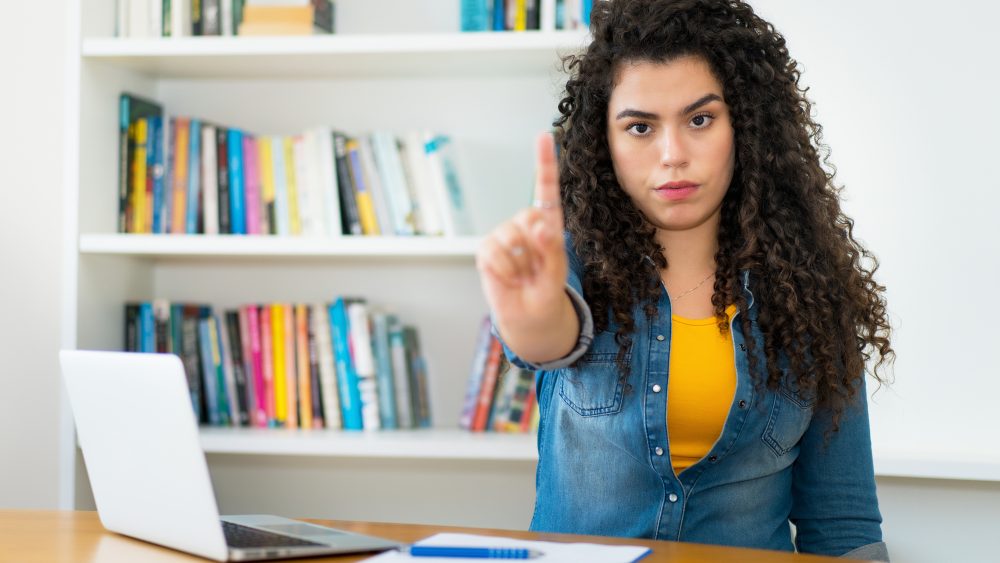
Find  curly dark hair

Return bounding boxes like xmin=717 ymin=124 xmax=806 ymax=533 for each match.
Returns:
xmin=554 ymin=0 xmax=894 ymax=432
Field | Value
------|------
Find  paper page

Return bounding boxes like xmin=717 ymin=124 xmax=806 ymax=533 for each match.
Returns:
xmin=360 ymin=532 xmax=651 ymax=563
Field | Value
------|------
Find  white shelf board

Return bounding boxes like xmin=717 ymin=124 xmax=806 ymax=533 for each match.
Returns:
xmin=78 ymin=234 xmax=481 ymax=258
xmin=199 ymin=427 xmax=538 ymax=461
xmin=198 ymin=426 xmax=1000 ymax=480
xmin=81 ymin=31 xmax=591 ymax=78
xmin=873 ymin=451 xmax=1000 ymax=482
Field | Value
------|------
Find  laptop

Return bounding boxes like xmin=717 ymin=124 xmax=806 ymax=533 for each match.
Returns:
xmin=59 ymin=349 xmax=403 ymax=561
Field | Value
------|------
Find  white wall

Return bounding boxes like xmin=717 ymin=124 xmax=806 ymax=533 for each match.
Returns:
xmin=0 ymin=1 xmax=69 ymax=508
xmin=5 ymin=0 xmax=999 ymax=562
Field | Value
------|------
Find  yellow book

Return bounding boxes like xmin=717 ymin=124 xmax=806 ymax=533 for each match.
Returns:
xmin=132 ymin=118 xmax=148 ymax=233
xmin=171 ymin=119 xmax=190 ymax=234
xmin=514 ymin=0 xmax=527 ymax=31
xmin=271 ymin=303 xmax=287 ymax=426
xmin=283 ymin=303 xmax=298 ymax=429
xmin=295 ymin=304 xmax=313 ymax=428
xmin=258 ymin=136 xmax=275 ymax=234
xmin=284 ymin=137 xmax=302 ymax=235
xmin=345 ymin=139 xmax=380 ymax=235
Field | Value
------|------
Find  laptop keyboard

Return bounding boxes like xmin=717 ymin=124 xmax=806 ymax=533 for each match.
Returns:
xmin=222 ymin=521 xmax=326 ymax=548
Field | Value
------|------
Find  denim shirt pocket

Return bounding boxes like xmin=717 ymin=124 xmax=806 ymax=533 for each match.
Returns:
xmin=762 ymin=371 xmax=817 ymax=456
xmin=557 ymin=347 xmax=628 ymax=417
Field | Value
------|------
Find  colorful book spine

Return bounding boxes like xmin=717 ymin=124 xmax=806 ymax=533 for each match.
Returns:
xmin=246 ymin=304 xmax=268 ymax=427
xmin=283 ymin=303 xmax=298 ymax=429
xmin=332 ymin=132 xmax=363 ymax=235
xmin=271 ymin=303 xmax=288 ymax=426
xmin=150 ymin=116 xmax=165 ymax=234
xmin=313 ymin=304 xmax=341 ymax=430
xmin=371 ymin=312 xmax=398 ymax=430
xmin=329 ymin=298 xmax=363 ymax=430
xmin=199 ymin=315 xmax=221 ymax=426
xmin=201 ymin=124 xmax=219 ymax=235
xmin=272 ymin=136 xmax=289 ymax=235
xmin=171 ymin=118 xmax=190 ymax=234
xmin=243 ymin=134 xmax=261 ymax=235
xmin=295 ymin=304 xmax=313 ymax=428
xmin=459 ymin=317 xmax=493 ymax=430
xmin=185 ymin=119 xmax=202 ymax=233
xmin=471 ymin=337 xmax=503 ymax=432
xmin=208 ymin=313 xmax=231 ymax=425
xmin=131 ymin=118 xmax=148 ymax=233
xmin=260 ymin=305 xmax=276 ymax=426
xmin=236 ymin=307 xmax=257 ymax=427
xmin=347 ymin=300 xmax=380 ymax=430
xmin=216 ymin=126 xmax=231 ymax=234
xmin=388 ymin=317 xmax=413 ymax=428
xmin=228 ymin=128 xmax=246 ymax=234
xmin=345 ymin=139 xmax=380 ymax=235
xmin=307 ymin=305 xmax=324 ymax=428
xmin=258 ymin=136 xmax=276 ymax=235
xmin=284 ymin=137 xmax=301 ymax=235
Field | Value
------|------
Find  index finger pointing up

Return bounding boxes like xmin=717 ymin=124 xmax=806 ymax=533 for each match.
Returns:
xmin=534 ymin=131 xmax=563 ymax=223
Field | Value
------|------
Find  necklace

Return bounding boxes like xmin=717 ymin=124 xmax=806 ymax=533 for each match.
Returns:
xmin=668 ymin=271 xmax=715 ymax=302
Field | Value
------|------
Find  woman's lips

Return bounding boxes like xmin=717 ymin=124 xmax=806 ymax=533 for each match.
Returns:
xmin=654 ymin=185 xmax=699 ymax=200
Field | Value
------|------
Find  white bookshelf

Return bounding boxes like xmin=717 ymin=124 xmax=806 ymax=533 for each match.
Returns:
xmin=79 ymin=234 xmax=483 ymax=258
xmin=63 ymin=0 xmax=580 ymax=522
xmin=199 ymin=427 xmax=537 ymax=460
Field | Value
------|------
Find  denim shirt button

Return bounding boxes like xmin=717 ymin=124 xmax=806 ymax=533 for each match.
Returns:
xmin=655 ymin=447 xmax=664 ymax=456
xmin=738 ymin=399 xmax=747 ymax=408
xmin=656 ymin=334 xmax=665 ymax=341
xmin=709 ymin=455 xmax=718 ymax=462
xmin=652 ymin=384 xmax=662 ymax=393
xmin=668 ymin=493 xmax=679 ymax=503
xmin=739 ymin=343 xmax=747 ymax=351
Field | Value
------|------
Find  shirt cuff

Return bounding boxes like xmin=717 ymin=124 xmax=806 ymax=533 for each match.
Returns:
xmin=840 ymin=541 xmax=889 ymax=562
xmin=491 ymin=284 xmax=595 ymax=371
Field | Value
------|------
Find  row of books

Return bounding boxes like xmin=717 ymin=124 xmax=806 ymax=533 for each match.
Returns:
xmin=125 ymin=299 xmax=431 ymax=430
xmin=461 ymin=0 xmax=593 ymax=32
xmin=117 ymin=0 xmax=334 ymax=38
xmin=459 ymin=317 xmax=539 ymax=433
xmin=118 ymin=93 xmax=474 ymax=238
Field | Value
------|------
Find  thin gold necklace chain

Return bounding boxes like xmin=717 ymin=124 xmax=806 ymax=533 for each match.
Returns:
xmin=668 ymin=271 xmax=715 ymax=302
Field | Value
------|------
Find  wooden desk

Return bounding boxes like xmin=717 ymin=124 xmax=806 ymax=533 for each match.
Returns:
xmin=2 ymin=511 xmax=872 ymax=562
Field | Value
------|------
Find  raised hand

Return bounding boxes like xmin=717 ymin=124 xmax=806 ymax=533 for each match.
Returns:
xmin=476 ymin=132 xmax=576 ymax=363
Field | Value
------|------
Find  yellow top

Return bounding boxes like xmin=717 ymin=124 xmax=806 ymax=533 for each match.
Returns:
xmin=667 ymin=304 xmax=738 ymax=476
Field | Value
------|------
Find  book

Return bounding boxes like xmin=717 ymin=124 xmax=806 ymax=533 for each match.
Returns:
xmin=186 ymin=119 xmax=202 ymax=234
xmin=217 ymin=311 xmax=240 ymax=424
xmin=150 ymin=116 xmax=166 ymax=234
xmin=358 ymin=135 xmax=392 ymax=237
xmin=332 ymin=132 xmax=363 ymax=235
xmin=216 ymin=126 xmax=231 ymax=234
xmin=347 ymin=299 xmax=380 ymax=429
xmin=402 ymin=130 xmax=442 ymax=235
xmin=295 ymin=303 xmax=313 ymax=428
xmin=345 ymin=139 xmax=380 ymax=235
xmin=470 ymin=337 xmax=503 ymax=432
xmin=314 ymin=127 xmax=343 ymax=238
xmin=228 ymin=129 xmax=247 ymax=234
xmin=282 ymin=302 xmax=298 ymax=428
xmin=272 ymin=136 xmax=290 ymax=235
xmin=370 ymin=311 xmax=398 ymax=430
xmin=458 ymin=316 xmax=493 ymax=430
xmin=257 ymin=136 xmax=276 ymax=234
xmin=237 ymin=306 xmax=260 ymax=426
xmin=329 ymin=298 xmax=363 ymax=429
xmin=283 ymin=136 xmax=302 ymax=235
xmin=245 ymin=304 xmax=268 ymax=427
xmin=306 ymin=304 xmax=325 ymax=428
xmin=226 ymin=310 xmax=251 ymax=426
xmin=199 ymin=314 xmax=222 ymax=426
xmin=170 ymin=118 xmax=190 ymax=234
xmin=313 ymin=303 xmax=341 ymax=429
xmin=271 ymin=303 xmax=288 ymax=426
xmin=202 ymin=124 xmax=219 ymax=234
xmin=387 ymin=315 xmax=413 ymax=428
xmin=370 ymin=131 xmax=415 ymax=236
xmin=404 ymin=326 xmax=432 ymax=428
xmin=260 ymin=305 xmax=277 ymax=425
xmin=243 ymin=134 xmax=262 ymax=235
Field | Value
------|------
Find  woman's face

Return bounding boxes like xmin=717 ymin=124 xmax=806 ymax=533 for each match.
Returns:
xmin=606 ymin=56 xmax=736 ymax=234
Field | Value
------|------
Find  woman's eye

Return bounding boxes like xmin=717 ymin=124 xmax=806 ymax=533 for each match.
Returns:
xmin=626 ymin=123 xmax=651 ymax=136
xmin=691 ymin=113 xmax=715 ymax=128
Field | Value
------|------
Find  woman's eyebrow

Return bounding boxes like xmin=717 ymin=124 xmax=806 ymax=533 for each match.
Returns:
xmin=614 ymin=93 xmax=723 ymax=121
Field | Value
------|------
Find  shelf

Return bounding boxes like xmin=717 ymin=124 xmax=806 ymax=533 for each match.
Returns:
xmin=872 ymin=451 xmax=1000 ymax=482
xmin=81 ymin=31 xmax=591 ymax=78
xmin=199 ymin=427 xmax=538 ymax=461
xmin=196 ymin=427 xmax=1000 ymax=480
xmin=78 ymin=234 xmax=481 ymax=259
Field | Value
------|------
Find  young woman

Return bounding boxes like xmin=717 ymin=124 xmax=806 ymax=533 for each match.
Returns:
xmin=475 ymin=0 xmax=894 ymax=560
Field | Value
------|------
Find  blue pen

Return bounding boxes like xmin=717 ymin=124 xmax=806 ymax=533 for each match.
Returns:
xmin=408 ymin=545 xmax=544 ymax=559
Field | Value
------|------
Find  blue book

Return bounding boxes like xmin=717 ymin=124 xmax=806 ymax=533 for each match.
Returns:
xmin=210 ymin=313 xmax=232 ymax=426
xmin=227 ymin=129 xmax=246 ymax=234
xmin=328 ymin=299 xmax=363 ymax=430
xmin=198 ymin=317 xmax=221 ymax=426
xmin=149 ymin=116 xmax=165 ymax=234
xmin=493 ymin=0 xmax=506 ymax=30
xmin=461 ymin=0 xmax=490 ymax=31
xmin=139 ymin=302 xmax=155 ymax=353
xmin=186 ymin=119 xmax=202 ymax=234
xmin=272 ymin=137 xmax=290 ymax=236
xmin=371 ymin=312 xmax=398 ymax=430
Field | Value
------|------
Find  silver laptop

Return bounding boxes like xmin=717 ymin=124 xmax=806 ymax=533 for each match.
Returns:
xmin=60 ymin=350 xmax=402 ymax=561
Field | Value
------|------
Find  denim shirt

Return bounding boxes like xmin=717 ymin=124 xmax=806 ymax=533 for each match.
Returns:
xmin=492 ymin=234 xmax=888 ymax=561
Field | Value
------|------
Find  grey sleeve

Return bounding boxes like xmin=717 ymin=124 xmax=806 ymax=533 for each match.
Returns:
xmin=490 ymin=283 xmax=594 ymax=371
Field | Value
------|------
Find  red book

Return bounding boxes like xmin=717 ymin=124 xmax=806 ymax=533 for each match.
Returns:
xmin=471 ymin=337 xmax=503 ymax=432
